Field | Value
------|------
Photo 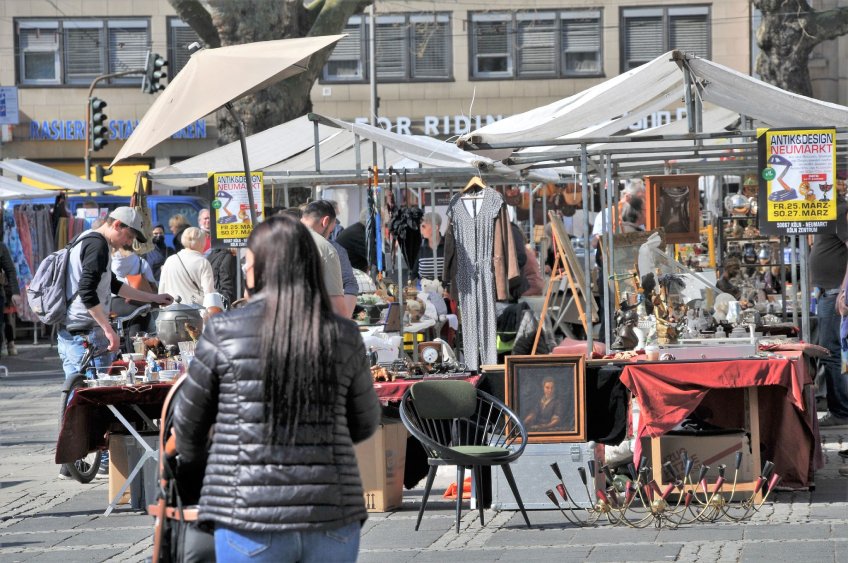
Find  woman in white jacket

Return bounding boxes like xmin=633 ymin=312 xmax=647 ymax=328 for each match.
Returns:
xmin=158 ymin=227 xmax=214 ymax=305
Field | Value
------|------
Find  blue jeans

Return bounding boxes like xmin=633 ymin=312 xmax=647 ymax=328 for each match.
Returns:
xmin=214 ymin=522 xmax=360 ymax=563
xmin=817 ymin=293 xmax=848 ymax=418
xmin=57 ymin=326 xmax=113 ymax=379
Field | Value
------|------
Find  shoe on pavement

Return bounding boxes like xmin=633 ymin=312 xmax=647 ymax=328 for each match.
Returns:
xmin=58 ymin=465 xmax=72 ymax=480
xmin=839 ymin=465 xmax=848 ymax=477
xmin=838 ymin=449 xmax=848 ymax=460
xmin=6 ymin=342 xmax=17 ymax=356
xmin=818 ymin=413 xmax=848 ymax=427
xmin=98 ymin=452 xmax=110 ymax=475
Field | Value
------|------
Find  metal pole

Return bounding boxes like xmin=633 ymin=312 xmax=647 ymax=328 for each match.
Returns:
xmin=369 ymin=2 xmax=378 ymax=166
xmin=85 ymin=69 xmax=147 ymax=180
xmin=799 ymin=237 xmax=811 ymax=343
xmin=313 ymin=119 xmax=321 ymax=172
xmin=602 ymin=155 xmax=612 ymax=346
xmin=528 ymin=183 xmax=534 ymax=245
xmin=225 ymin=102 xmax=257 ymax=225
xmin=581 ymin=145 xmax=593 ymax=356
xmin=789 ymin=236 xmax=798 ymax=326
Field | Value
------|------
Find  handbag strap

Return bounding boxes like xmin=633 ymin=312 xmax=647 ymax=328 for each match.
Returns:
xmin=175 ymin=252 xmax=202 ymax=293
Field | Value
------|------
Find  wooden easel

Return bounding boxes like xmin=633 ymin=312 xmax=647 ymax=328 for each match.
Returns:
xmin=531 ymin=212 xmax=598 ymax=354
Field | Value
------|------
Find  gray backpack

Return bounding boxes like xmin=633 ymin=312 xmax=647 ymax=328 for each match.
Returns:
xmin=26 ymin=232 xmax=98 ymax=325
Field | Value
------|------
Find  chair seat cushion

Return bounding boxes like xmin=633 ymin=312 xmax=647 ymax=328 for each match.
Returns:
xmin=450 ymin=445 xmax=511 ymax=458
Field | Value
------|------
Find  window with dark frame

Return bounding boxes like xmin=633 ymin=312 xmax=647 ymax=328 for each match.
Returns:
xmin=470 ymin=10 xmax=603 ymax=80
xmin=322 ymin=13 xmax=452 ymax=83
xmin=16 ymin=18 xmax=151 ymax=86
xmin=167 ymin=18 xmax=201 ymax=78
xmin=621 ymin=6 xmax=710 ymax=72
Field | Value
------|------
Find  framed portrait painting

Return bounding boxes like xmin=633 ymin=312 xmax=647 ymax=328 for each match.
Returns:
xmin=645 ymin=175 xmax=701 ymax=244
xmin=504 ymin=355 xmax=586 ymax=443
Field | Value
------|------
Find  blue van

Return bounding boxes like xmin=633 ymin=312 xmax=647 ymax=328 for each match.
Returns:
xmin=5 ymin=195 xmax=208 ymax=248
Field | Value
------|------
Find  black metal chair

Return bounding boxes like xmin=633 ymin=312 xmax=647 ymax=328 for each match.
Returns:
xmin=399 ymin=380 xmax=531 ymax=532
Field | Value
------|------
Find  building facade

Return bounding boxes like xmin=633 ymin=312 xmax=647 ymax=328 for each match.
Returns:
xmin=0 ymin=1 xmax=760 ymax=194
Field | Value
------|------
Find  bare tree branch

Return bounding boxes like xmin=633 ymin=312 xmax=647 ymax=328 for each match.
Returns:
xmin=168 ymin=0 xmax=220 ymax=48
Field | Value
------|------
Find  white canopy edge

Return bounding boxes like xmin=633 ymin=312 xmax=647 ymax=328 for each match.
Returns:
xmin=148 ymin=116 xmax=337 ymax=188
xmin=688 ymin=56 xmax=848 ymax=127
xmin=458 ymin=52 xmax=683 ymax=146
xmin=0 ymin=176 xmax=55 ymax=201
xmin=310 ymin=115 xmax=562 ymax=183
xmin=0 ymin=159 xmax=113 ymax=193
xmin=314 ymin=115 xmax=500 ymax=169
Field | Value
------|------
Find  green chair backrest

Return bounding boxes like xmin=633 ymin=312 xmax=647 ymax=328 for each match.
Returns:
xmin=410 ymin=380 xmax=477 ymax=419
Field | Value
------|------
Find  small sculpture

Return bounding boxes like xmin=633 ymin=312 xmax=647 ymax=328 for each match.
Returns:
xmin=611 ymin=301 xmax=640 ymax=350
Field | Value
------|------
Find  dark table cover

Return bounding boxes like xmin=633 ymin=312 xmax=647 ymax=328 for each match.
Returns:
xmin=55 ymin=383 xmax=173 ymax=463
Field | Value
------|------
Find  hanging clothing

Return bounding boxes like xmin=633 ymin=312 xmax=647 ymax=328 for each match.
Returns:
xmin=444 ymin=188 xmax=504 ymax=370
xmin=492 ymin=209 xmax=521 ymax=301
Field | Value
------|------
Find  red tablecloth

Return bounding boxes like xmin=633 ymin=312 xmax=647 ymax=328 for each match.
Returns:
xmin=373 ymin=374 xmax=480 ymax=404
xmin=620 ymin=352 xmax=822 ymax=489
xmin=55 ymin=383 xmax=173 ymax=464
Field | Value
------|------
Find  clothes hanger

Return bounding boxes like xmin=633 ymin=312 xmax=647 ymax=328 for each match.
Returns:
xmin=461 ymin=175 xmax=486 ymax=198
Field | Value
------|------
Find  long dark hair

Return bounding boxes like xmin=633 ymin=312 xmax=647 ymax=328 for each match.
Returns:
xmin=247 ymin=215 xmax=337 ymax=445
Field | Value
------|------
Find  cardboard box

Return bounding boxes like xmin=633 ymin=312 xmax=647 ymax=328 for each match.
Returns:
xmin=641 ymin=432 xmax=754 ymax=483
xmin=354 ymin=422 xmax=408 ymax=512
xmin=108 ymin=434 xmax=131 ymax=506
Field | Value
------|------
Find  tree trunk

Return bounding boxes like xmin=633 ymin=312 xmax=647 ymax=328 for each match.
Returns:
xmin=754 ymin=0 xmax=848 ymax=96
xmin=169 ymin=0 xmax=370 ymax=144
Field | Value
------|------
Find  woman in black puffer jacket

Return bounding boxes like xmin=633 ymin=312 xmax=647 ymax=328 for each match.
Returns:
xmin=173 ymin=215 xmax=380 ymax=562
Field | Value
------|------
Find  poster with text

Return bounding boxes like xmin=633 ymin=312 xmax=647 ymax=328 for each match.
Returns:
xmin=757 ymin=127 xmax=836 ymax=235
xmin=210 ymin=171 xmax=264 ymax=248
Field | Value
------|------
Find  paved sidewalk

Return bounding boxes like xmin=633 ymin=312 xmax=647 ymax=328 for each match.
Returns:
xmin=1 ymin=344 xmax=847 ymax=562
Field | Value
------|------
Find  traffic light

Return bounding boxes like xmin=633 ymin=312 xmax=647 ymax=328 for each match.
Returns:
xmin=89 ymin=97 xmax=108 ymax=151
xmin=94 ymin=165 xmax=113 ymax=186
xmin=144 ymin=52 xmax=168 ymax=93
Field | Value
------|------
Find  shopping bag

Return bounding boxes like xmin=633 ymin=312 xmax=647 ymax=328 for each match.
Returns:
xmin=131 ymin=172 xmax=154 ymax=255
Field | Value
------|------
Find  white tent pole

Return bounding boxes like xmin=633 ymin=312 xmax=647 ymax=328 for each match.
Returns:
xmin=603 ymin=154 xmax=612 ymax=346
xmin=369 ymin=3 xmax=378 ymax=167
xmin=581 ymin=144 xmax=593 ymax=356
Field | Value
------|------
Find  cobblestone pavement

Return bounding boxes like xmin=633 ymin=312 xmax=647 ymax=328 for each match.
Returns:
xmin=1 ymin=344 xmax=847 ymax=562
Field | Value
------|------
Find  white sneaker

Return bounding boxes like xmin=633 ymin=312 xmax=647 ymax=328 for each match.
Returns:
xmin=6 ymin=342 xmax=16 ymax=356
xmin=819 ymin=413 xmax=848 ymax=427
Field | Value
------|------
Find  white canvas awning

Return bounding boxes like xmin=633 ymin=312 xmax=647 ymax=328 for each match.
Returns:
xmin=0 ymin=159 xmax=113 ymax=193
xmin=458 ymin=53 xmax=684 ymax=149
xmin=149 ymin=116 xmax=337 ymax=188
xmin=459 ymin=50 xmax=848 ymax=159
xmin=0 ymin=176 xmax=54 ymax=200
xmin=687 ymin=55 xmax=848 ymax=128
xmin=309 ymin=115 xmax=561 ymax=183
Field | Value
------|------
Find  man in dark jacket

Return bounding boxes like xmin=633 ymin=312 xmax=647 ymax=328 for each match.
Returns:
xmin=206 ymin=248 xmax=237 ymax=307
xmin=336 ymin=209 xmax=376 ymax=272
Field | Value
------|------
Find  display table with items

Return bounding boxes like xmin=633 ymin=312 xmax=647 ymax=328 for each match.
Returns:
xmin=55 ymin=382 xmax=174 ymax=515
xmin=620 ymin=350 xmax=822 ymax=492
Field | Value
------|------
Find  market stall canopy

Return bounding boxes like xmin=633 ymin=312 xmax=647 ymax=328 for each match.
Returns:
xmin=148 ymin=115 xmax=337 ymax=188
xmin=459 ymin=50 xmax=848 ymax=157
xmin=457 ymin=52 xmax=684 ymax=154
xmin=111 ymin=35 xmax=345 ymax=167
xmin=0 ymin=176 xmax=56 ymax=200
xmin=0 ymin=159 xmax=113 ymax=193
xmin=309 ymin=114 xmax=563 ymax=183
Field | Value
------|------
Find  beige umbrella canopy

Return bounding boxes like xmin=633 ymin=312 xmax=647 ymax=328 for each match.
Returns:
xmin=111 ymin=34 xmax=344 ymax=167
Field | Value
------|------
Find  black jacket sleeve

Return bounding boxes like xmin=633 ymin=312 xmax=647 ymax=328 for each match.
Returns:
xmin=0 ymin=244 xmax=20 ymax=297
xmin=173 ymin=319 xmax=224 ymax=465
xmin=209 ymin=250 xmax=237 ymax=305
xmin=340 ymin=321 xmax=380 ymax=444
xmin=77 ymin=235 xmax=112 ymax=308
